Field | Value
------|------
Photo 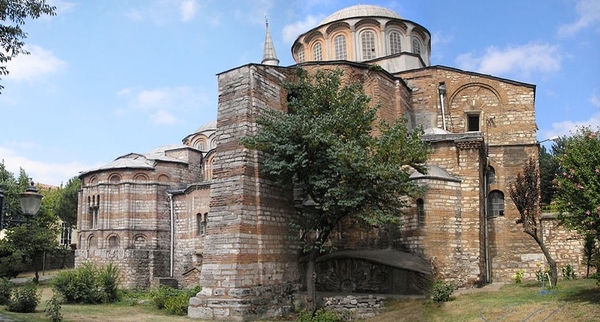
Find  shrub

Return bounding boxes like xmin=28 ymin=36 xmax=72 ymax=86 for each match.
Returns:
xmin=432 ymin=279 xmax=454 ymax=302
xmin=0 ymin=278 xmax=14 ymax=305
xmin=513 ymin=269 xmax=525 ymax=284
xmin=562 ymin=264 xmax=577 ymax=280
xmin=149 ymin=285 xmax=201 ymax=315
xmin=7 ymin=283 xmax=40 ymax=313
xmin=53 ymin=262 xmax=120 ymax=304
xmin=297 ymin=309 xmax=347 ymax=322
xmin=45 ymin=294 xmax=63 ymax=322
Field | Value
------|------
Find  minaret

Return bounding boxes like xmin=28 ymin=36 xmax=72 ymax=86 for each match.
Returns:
xmin=261 ymin=16 xmax=279 ymax=66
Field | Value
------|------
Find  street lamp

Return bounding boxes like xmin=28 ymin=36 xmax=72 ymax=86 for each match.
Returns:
xmin=0 ymin=180 xmax=43 ymax=231
xmin=539 ymin=136 xmax=559 ymax=144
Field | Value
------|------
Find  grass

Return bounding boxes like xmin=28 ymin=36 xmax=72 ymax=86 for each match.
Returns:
xmin=366 ymin=279 xmax=600 ymax=322
xmin=0 ymin=278 xmax=598 ymax=321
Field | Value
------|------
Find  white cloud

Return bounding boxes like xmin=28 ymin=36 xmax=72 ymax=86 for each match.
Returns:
xmin=0 ymin=146 xmax=98 ymax=187
xmin=558 ymin=0 xmax=600 ymax=37
xmin=180 ymin=0 xmax=199 ymax=22
xmin=233 ymin=0 xmax=274 ymax=26
xmin=540 ymin=112 xmax=600 ymax=141
xmin=455 ymin=42 xmax=561 ymax=79
xmin=3 ymin=45 xmax=67 ymax=81
xmin=117 ymin=86 xmax=212 ymax=125
xmin=431 ymin=32 xmax=454 ymax=48
xmin=282 ymin=15 xmax=323 ymax=43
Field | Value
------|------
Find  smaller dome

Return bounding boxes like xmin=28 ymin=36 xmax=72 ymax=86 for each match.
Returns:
xmin=320 ymin=5 xmax=402 ymax=25
xmin=194 ymin=120 xmax=217 ymax=134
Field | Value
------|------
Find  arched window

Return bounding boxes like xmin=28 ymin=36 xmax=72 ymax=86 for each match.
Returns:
xmin=487 ymin=166 xmax=496 ymax=185
xmin=389 ymin=31 xmax=402 ymax=55
xmin=198 ymin=212 xmax=207 ymax=236
xmin=416 ymin=198 xmax=425 ymax=226
xmin=360 ymin=30 xmax=376 ymax=60
xmin=313 ymin=42 xmax=322 ymax=61
xmin=412 ymin=37 xmax=421 ymax=55
xmin=108 ymin=235 xmax=119 ymax=249
xmin=204 ymin=155 xmax=214 ymax=180
xmin=88 ymin=235 xmax=97 ymax=249
xmin=296 ymin=47 xmax=305 ymax=63
xmin=334 ymin=35 xmax=347 ymax=60
xmin=488 ymin=190 xmax=505 ymax=217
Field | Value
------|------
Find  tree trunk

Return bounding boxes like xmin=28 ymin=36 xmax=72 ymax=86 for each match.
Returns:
xmin=305 ymin=249 xmax=319 ymax=315
xmin=528 ymin=231 xmax=558 ymax=287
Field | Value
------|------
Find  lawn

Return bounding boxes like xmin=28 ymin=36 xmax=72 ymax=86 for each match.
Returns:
xmin=1 ymin=278 xmax=599 ymax=321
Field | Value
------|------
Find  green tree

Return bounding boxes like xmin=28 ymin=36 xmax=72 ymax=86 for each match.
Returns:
xmin=55 ymin=176 xmax=81 ymax=228
xmin=0 ymin=0 xmax=56 ymax=92
xmin=539 ymin=145 xmax=558 ymax=207
xmin=508 ymin=157 xmax=558 ymax=287
xmin=242 ymin=68 xmax=430 ymax=312
xmin=553 ymin=126 xmax=600 ymax=241
xmin=0 ymin=165 xmax=59 ymax=280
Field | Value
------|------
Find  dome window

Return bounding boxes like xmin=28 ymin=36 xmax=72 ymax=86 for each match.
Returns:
xmin=297 ymin=48 xmax=305 ymax=63
xmin=412 ymin=37 xmax=422 ymax=55
xmin=360 ymin=30 xmax=376 ymax=60
xmin=313 ymin=42 xmax=322 ymax=61
xmin=334 ymin=35 xmax=347 ymax=60
xmin=389 ymin=31 xmax=402 ymax=55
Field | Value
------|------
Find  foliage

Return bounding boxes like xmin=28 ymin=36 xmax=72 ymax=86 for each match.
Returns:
xmin=0 ymin=164 xmax=60 ymax=279
xmin=539 ymin=145 xmax=559 ymax=207
xmin=54 ymin=176 xmax=81 ymax=228
xmin=513 ymin=269 xmax=524 ymax=284
xmin=561 ymin=264 xmax=577 ymax=280
xmin=553 ymin=126 xmax=600 ymax=239
xmin=45 ymin=293 xmax=63 ymax=322
xmin=7 ymin=283 xmax=40 ymax=313
xmin=431 ymin=279 xmax=454 ymax=302
xmin=242 ymin=67 xmax=429 ymax=254
xmin=0 ymin=0 xmax=56 ymax=93
xmin=535 ymin=263 xmax=553 ymax=284
xmin=149 ymin=285 xmax=201 ymax=315
xmin=0 ymin=277 xmax=14 ymax=305
xmin=297 ymin=308 xmax=348 ymax=322
xmin=52 ymin=262 xmax=121 ymax=304
xmin=582 ymin=233 xmax=599 ymax=278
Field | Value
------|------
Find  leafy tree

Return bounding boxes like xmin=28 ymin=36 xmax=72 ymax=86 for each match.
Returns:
xmin=508 ymin=157 xmax=558 ymax=287
xmin=539 ymin=145 xmax=558 ymax=207
xmin=0 ymin=0 xmax=56 ymax=92
xmin=553 ymin=126 xmax=600 ymax=241
xmin=0 ymin=164 xmax=59 ymax=280
xmin=242 ymin=68 xmax=430 ymax=312
xmin=54 ymin=176 xmax=81 ymax=228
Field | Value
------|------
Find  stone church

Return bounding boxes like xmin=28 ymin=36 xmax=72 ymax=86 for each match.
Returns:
xmin=75 ymin=5 xmax=585 ymax=320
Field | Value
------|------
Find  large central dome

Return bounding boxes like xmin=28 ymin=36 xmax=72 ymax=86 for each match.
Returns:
xmin=320 ymin=5 xmax=402 ymax=25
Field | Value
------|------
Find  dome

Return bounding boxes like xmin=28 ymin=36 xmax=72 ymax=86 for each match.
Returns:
xmin=320 ymin=5 xmax=401 ymax=25
xmin=194 ymin=120 xmax=217 ymax=134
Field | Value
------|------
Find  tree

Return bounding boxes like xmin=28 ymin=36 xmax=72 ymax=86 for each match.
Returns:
xmin=508 ymin=157 xmax=558 ymax=287
xmin=539 ymin=145 xmax=558 ymax=206
xmin=0 ymin=164 xmax=59 ymax=280
xmin=1 ymin=0 xmax=56 ymax=92
xmin=242 ymin=68 xmax=430 ymax=313
xmin=553 ymin=126 xmax=600 ymax=241
xmin=55 ymin=176 xmax=81 ymax=228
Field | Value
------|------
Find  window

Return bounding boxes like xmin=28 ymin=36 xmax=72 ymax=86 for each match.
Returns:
xmin=60 ymin=222 xmax=72 ymax=246
xmin=389 ymin=31 xmax=402 ymax=55
xmin=197 ymin=213 xmax=207 ymax=236
xmin=89 ymin=194 xmax=99 ymax=229
xmin=313 ymin=42 xmax=322 ymax=61
xmin=416 ymin=198 xmax=425 ymax=226
xmin=361 ymin=31 xmax=376 ymax=60
xmin=487 ymin=166 xmax=496 ymax=185
xmin=108 ymin=236 xmax=119 ymax=249
xmin=412 ymin=37 xmax=421 ymax=55
xmin=467 ymin=114 xmax=480 ymax=131
xmin=488 ymin=190 xmax=505 ymax=217
xmin=334 ymin=35 xmax=347 ymax=60
xmin=297 ymin=48 xmax=305 ymax=63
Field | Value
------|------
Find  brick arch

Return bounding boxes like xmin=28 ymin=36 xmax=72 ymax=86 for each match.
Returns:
xmin=88 ymin=234 xmax=97 ymax=249
xmin=133 ymin=234 xmax=147 ymax=249
xmin=449 ymin=82 xmax=505 ymax=106
xmin=106 ymin=234 xmax=120 ymax=249
xmin=133 ymin=173 xmax=149 ymax=182
xmin=109 ymin=173 xmax=121 ymax=184
xmin=88 ymin=175 xmax=98 ymax=186
xmin=447 ymin=84 xmax=502 ymax=133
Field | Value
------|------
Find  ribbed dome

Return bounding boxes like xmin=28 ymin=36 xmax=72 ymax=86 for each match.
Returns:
xmin=320 ymin=5 xmax=401 ymax=25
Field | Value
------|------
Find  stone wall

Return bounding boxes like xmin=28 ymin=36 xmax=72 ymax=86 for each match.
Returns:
xmin=321 ymin=295 xmax=385 ymax=320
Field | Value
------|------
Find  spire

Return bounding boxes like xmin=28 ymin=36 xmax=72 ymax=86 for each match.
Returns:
xmin=261 ymin=16 xmax=279 ymax=66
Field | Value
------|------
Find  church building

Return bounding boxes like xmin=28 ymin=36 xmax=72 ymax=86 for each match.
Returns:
xmin=75 ymin=5 xmax=584 ymax=321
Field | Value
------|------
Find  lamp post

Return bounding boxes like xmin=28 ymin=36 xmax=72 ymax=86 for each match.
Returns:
xmin=0 ymin=180 xmax=43 ymax=231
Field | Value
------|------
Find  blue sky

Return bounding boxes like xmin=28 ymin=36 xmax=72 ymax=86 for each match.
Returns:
xmin=0 ymin=0 xmax=598 ymax=186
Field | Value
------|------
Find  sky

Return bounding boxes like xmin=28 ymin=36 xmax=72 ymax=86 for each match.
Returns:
xmin=0 ymin=0 xmax=598 ymax=187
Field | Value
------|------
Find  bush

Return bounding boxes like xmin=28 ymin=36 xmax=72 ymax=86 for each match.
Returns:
xmin=0 ymin=278 xmax=14 ymax=305
xmin=513 ymin=269 xmax=525 ymax=284
xmin=432 ymin=279 xmax=454 ymax=302
xmin=53 ymin=262 xmax=120 ymax=304
xmin=7 ymin=283 xmax=40 ymax=313
xmin=149 ymin=285 xmax=201 ymax=315
xmin=45 ymin=294 xmax=63 ymax=322
xmin=297 ymin=309 xmax=347 ymax=322
xmin=562 ymin=264 xmax=577 ymax=280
